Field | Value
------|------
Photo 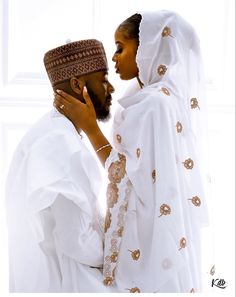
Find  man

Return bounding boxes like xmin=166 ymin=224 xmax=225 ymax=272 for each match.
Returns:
xmin=5 ymin=39 xmax=114 ymax=292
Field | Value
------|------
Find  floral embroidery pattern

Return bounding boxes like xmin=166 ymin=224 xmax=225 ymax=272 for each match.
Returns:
xmin=162 ymin=26 xmax=173 ymax=37
xmin=128 ymin=249 xmax=140 ymax=261
xmin=108 ymin=153 xmax=126 ymax=183
xmin=110 ymin=251 xmax=118 ymax=263
xmin=136 ymin=148 xmax=141 ymax=158
xmin=176 ymin=121 xmax=183 ymax=133
xmin=116 ymin=134 xmax=122 ymax=143
xmin=210 ymin=265 xmax=215 ymax=275
xmin=183 ymin=158 xmax=194 ymax=169
xmin=159 ymin=87 xmax=170 ymax=96
xmin=178 ymin=237 xmax=187 ymax=250
xmin=188 ymin=196 xmax=201 ymax=207
xmin=190 ymin=98 xmax=200 ymax=109
xmin=117 ymin=226 xmax=124 ymax=237
xmin=104 ymin=209 xmax=112 ymax=233
xmin=107 ymin=183 xmax=119 ymax=208
xmin=152 ymin=169 xmax=156 ymax=183
xmin=103 ymin=276 xmax=113 ymax=286
xmin=158 ymin=204 xmax=171 ymax=217
xmin=103 ymin=180 xmax=132 ymax=286
xmin=157 ymin=64 xmax=167 ymax=76
xmin=126 ymin=287 xmax=141 ymax=293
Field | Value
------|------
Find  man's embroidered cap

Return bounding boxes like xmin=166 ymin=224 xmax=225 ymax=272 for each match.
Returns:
xmin=44 ymin=39 xmax=108 ymax=87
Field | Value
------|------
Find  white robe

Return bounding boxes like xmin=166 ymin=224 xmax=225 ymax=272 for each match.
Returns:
xmin=102 ymin=11 xmax=211 ymax=293
xmin=5 ymin=110 xmax=112 ymax=293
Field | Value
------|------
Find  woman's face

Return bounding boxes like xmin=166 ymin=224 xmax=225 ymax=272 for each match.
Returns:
xmin=112 ymin=29 xmax=139 ymax=80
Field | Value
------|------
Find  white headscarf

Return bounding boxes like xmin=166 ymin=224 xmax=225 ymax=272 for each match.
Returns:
xmin=136 ymin=10 xmax=208 ymax=168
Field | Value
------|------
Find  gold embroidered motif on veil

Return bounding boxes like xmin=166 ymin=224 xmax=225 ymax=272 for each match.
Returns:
xmin=190 ymin=98 xmax=200 ymax=109
xmin=136 ymin=148 xmax=141 ymax=158
xmin=157 ymin=64 xmax=167 ymax=76
xmin=176 ymin=121 xmax=183 ymax=133
xmin=152 ymin=169 xmax=156 ymax=183
xmin=188 ymin=196 xmax=201 ymax=207
xmin=126 ymin=287 xmax=141 ymax=293
xmin=183 ymin=158 xmax=194 ymax=169
xmin=162 ymin=26 xmax=173 ymax=38
xmin=178 ymin=237 xmax=187 ymax=250
xmin=159 ymin=87 xmax=170 ymax=96
xmin=158 ymin=204 xmax=171 ymax=217
xmin=128 ymin=249 xmax=140 ymax=261
xmin=116 ymin=134 xmax=122 ymax=143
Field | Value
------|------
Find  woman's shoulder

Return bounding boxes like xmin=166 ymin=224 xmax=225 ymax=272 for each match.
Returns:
xmin=134 ymin=86 xmax=176 ymax=114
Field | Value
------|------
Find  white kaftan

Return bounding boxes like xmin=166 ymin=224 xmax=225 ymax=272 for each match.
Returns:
xmin=102 ymin=11 xmax=211 ymax=293
xmin=5 ymin=110 xmax=111 ymax=293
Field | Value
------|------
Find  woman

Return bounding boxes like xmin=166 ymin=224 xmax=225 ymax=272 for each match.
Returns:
xmin=54 ymin=10 xmax=211 ymax=293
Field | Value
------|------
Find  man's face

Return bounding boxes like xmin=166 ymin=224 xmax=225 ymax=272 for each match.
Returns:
xmin=86 ymin=71 xmax=114 ymax=121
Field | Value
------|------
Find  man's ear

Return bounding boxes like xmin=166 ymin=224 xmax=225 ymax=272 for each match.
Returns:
xmin=70 ymin=77 xmax=85 ymax=94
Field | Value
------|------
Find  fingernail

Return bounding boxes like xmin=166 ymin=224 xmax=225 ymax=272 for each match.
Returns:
xmin=56 ymin=89 xmax=61 ymax=94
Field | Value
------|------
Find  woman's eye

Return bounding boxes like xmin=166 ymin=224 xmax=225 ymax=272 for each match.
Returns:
xmin=115 ymin=48 xmax=122 ymax=54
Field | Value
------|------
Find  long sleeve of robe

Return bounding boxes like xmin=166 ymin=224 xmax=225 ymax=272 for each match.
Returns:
xmin=5 ymin=111 xmax=111 ymax=293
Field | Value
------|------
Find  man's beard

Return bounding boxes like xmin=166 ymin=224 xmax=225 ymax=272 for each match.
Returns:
xmin=87 ymin=89 xmax=111 ymax=122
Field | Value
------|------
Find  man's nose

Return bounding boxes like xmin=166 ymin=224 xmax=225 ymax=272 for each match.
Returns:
xmin=108 ymin=82 xmax=115 ymax=93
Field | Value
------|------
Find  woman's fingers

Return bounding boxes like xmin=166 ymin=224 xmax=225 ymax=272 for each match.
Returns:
xmin=54 ymin=94 xmax=69 ymax=113
xmin=82 ymin=86 xmax=93 ymax=108
xmin=56 ymin=89 xmax=79 ymax=105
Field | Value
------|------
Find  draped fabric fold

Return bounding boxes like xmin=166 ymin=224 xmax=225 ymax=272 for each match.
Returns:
xmin=103 ymin=10 xmax=210 ymax=293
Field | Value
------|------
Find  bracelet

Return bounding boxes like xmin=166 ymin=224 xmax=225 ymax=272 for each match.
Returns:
xmin=96 ymin=144 xmax=111 ymax=153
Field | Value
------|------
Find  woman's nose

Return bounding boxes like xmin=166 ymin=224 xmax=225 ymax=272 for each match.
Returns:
xmin=112 ymin=53 xmax=117 ymax=62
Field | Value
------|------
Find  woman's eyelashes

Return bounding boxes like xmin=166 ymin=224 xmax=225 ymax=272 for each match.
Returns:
xmin=115 ymin=47 xmax=123 ymax=54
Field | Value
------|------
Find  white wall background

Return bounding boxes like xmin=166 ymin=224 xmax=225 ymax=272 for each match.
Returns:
xmin=0 ymin=0 xmax=235 ymax=295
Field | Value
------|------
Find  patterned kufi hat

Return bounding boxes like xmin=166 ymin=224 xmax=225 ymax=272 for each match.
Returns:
xmin=44 ymin=39 xmax=108 ymax=87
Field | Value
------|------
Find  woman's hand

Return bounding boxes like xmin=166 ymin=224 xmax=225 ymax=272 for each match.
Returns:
xmin=54 ymin=87 xmax=99 ymax=136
